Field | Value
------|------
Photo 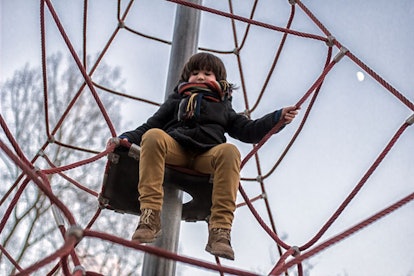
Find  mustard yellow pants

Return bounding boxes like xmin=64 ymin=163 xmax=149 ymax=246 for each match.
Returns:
xmin=138 ymin=128 xmax=240 ymax=230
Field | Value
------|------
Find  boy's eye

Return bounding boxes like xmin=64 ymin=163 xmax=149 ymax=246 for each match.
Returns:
xmin=190 ymin=70 xmax=214 ymax=77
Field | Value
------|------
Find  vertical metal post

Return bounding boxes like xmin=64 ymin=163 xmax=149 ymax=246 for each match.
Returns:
xmin=141 ymin=1 xmax=202 ymax=275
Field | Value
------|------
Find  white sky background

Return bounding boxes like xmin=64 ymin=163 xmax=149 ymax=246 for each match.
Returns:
xmin=1 ymin=0 xmax=414 ymax=275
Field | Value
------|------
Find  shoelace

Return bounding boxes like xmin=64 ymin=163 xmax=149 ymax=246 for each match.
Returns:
xmin=140 ymin=209 xmax=153 ymax=225
xmin=212 ymin=228 xmax=231 ymax=242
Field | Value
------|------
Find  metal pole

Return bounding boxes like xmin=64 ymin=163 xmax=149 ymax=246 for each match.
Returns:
xmin=141 ymin=1 xmax=202 ymax=275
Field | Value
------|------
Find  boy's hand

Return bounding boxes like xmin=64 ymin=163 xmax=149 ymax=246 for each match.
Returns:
xmin=282 ymin=106 xmax=299 ymax=124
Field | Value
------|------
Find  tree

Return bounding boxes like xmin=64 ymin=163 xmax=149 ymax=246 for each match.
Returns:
xmin=0 ymin=52 xmax=141 ymax=275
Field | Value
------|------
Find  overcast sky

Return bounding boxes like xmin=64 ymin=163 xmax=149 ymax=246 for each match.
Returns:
xmin=1 ymin=0 xmax=413 ymax=275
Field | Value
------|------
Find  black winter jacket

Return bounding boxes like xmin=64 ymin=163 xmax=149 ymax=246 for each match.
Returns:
xmin=120 ymin=90 xmax=282 ymax=153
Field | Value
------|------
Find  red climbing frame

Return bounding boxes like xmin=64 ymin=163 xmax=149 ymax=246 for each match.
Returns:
xmin=1 ymin=0 xmax=413 ymax=275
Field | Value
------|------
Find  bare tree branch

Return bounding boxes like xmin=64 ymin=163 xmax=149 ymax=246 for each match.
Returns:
xmin=1 ymin=52 xmax=141 ymax=274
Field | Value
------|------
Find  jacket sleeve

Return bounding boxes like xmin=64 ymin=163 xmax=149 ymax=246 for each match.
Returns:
xmin=119 ymin=93 xmax=179 ymax=145
xmin=226 ymin=105 xmax=283 ymax=144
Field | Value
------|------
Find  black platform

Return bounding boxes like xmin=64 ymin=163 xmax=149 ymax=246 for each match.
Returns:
xmin=98 ymin=145 xmax=213 ymax=222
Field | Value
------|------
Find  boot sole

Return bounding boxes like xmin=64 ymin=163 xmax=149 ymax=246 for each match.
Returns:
xmin=205 ymin=245 xmax=235 ymax=260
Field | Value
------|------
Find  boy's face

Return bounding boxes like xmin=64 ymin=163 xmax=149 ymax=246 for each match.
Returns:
xmin=188 ymin=69 xmax=217 ymax=83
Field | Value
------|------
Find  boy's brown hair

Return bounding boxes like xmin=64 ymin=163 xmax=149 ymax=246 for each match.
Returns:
xmin=180 ymin=52 xmax=227 ymax=82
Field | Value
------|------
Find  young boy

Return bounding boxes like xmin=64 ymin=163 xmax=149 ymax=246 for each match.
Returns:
xmin=119 ymin=52 xmax=298 ymax=260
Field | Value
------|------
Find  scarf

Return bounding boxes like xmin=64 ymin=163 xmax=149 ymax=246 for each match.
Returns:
xmin=177 ymin=81 xmax=230 ymax=120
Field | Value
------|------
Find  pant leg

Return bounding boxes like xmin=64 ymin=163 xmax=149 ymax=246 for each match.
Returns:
xmin=192 ymin=143 xmax=241 ymax=230
xmin=138 ymin=128 xmax=189 ymax=211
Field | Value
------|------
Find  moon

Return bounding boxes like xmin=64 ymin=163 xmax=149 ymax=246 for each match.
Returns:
xmin=356 ymin=71 xmax=365 ymax=82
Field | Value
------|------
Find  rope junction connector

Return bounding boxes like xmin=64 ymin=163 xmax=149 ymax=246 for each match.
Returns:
xmin=118 ymin=21 xmax=125 ymax=28
xmin=291 ymin=246 xmax=301 ymax=257
xmin=242 ymin=109 xmax=250 ymax=118
xmin=333 ymin=46 xmax=349 ymax=63
xmin=109 ymin=137 xmax=121 ymax=146
xmin=48 ymin=135 xmax=55 ymax=143
xmin=288 ymin=0 xmax=296 ymax=5
xmin=37 ymin=149 xmax=45 ymax=157
xmin=73 ymin=265 xmax=86 ymax=276
xmin=406 ymin=114 xmax=414 ymax=125
xmin=325 ymin=35 xmax=335 ymax=47
xmin=98 ymin=193 xmax=110 ymax=209
xmin=256 ymin=175 xmax=263 ymax=182
xmin=66 ymin=225 xmax=84 ymax=243
xmin=52 ymin=205 xmax=65 ymax=227
xmin=128 ymin=143 xmax=141 ymax=161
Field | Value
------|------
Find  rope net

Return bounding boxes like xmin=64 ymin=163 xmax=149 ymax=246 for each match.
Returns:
xmin=1 ymin=0 xmax=413 ymax=275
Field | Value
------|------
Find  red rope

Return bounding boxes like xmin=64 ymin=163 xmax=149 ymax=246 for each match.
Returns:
xmin=2 ymin=1 xmax=413 ymax=275
xmin=240 ymin=50 xmax=341 ymax=170
xmin=42 ymin=153 xmax=99 ymax=197
xmin=296 ymin=0 xmax=414 ymax=111
xmin=40 ymin=145 xmax=114 ymax=175
xmin=0 ymin=140 xmax=77 ymax=226
xmin=271 ymin=191 xmax=414 ymax=275
xmin=40 ymin=0 xmax=51 ymax=138
xmin=295 ymin=0 xmax=332 ymax=37
xmin=238 ymin=183 xmax=291 ymax=250
xmin=83 ymin=229 xmax=259 ymax=276
xmin=43 ymin=0 xmax=117 ymax=137
xmin=299 ymin=122 xmax=410 ymax=251
xmin=0 ymin=244 xmax=23 ymax=272
xmin=0 ymin=178 xmax=30 ymax=235
xmin=250 ymin=3 xmax=297 ymax=113
xmin=167 ymin=0 xmax=327 ymax=43
xmin=0 ymin=115 xmax=33 ymax=169
xmin=347 ymin=51 xmax=414 ymax=111
xmin=14 ymin=235 xmax=78 ymax=276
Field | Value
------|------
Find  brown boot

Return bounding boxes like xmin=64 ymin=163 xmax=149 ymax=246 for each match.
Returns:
xmin=131 ymin=209 xmax=161 ymax=243
xmin=205 ymin=228 xmax=235 ymax=260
